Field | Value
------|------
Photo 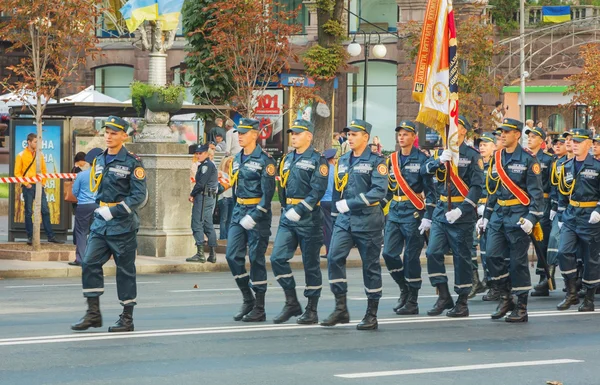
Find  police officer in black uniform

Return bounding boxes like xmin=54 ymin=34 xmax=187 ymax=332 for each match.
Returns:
xmin=382 ymin=120 xmax=435 ymax=315
xmin=187 ymin=144 xmax=219 ymax=263
xmin=482 ymin=118 xmax=543 ymax=323
xmin=270 ymin=119 xmax=328 ymax=324
xmin=321 ymin=119 xmax=388 ymax=330
xmin=226 ymin=118 xmax=276 ymax=322
xmin=71 ymin=116 xmax=147 ymax=332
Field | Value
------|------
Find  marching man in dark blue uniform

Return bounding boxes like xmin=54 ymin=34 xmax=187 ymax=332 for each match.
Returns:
xmin=186 ymin=144 xmax=219 ymax=263
xmin=526 ymin=127 xmax=555 ymax=297
xmin=381 ymin=120 xmax=435 ymax=315
xmin=226 ymin=118 xmax=276 ymax=322
xmin=321 ymin=119 xmax=388 ymax=330
xmin=72 ymin=116 xmax=147 ymax=332
xmin=555 ymin=129 xmax=600 ymax=312
xmin=423 ymin=116 xmax=483 ymax=318
xmin=482 ymin=118 xmax=544 ymax=323
xmin=270 ymin=119 xmax=328 ymax=324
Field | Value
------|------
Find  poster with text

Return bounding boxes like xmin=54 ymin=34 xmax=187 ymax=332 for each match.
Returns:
xmin=13 ymin=125 xmax=62 ymax=225
xmin=253 ymin=89 xmax=284 ymax=158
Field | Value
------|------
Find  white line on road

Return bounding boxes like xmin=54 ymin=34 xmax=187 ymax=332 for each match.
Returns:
xmin=0 ymin=309 xmax=597 ymax=347
xmin=169 ymin=288 xmax=240 ymax=293
xmin=3 ymin=281 xmax=161 ymax=289
xmin=334 ymin=359 xmax=584 ymax=378
xmin=349 ymin=295 xmax=441 ymax=300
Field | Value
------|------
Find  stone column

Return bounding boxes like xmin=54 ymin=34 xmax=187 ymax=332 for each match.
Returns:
xmin=127 ymin=142 xmax=195 ymax=258
xmin=148 ymin=53 xmax=168 ymax=86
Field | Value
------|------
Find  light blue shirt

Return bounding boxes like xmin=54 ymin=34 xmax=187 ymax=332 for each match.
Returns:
xmin=321 ymin=163 xmax=335 ymax=202
xmin=72 ymin=169 xmax=97 ymax=205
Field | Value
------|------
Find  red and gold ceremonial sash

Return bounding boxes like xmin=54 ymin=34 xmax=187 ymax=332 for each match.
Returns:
xmin=448 ymin=163 xmax=469 ymax=198
xmin=494 ymin=149 xmax=531 ymax=206
xmin=390 ymin=152 xmax=425 ymax=210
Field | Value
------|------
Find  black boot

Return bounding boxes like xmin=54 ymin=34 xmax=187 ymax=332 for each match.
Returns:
xmin=396 ymin=286 xmax=419 ymax=315
xmin=207 ymin=247 xmax=217 ymax=263
xmin=233 ymin=287 xmax=255 ymax=321
xmin=273 ymin=289 xmax=302 ymax=324
xmin=468 ymin=270 xmax=486 ymax=299
xmin=557 ymin=278 xmax=580 ymax=310
xmin=427 ymin=283 xmax=454 ymax=316
xmin=482 ymin=285 xmax=501 ymax=301
xmin=491 ymin=285 xmax=515 ymax=320
xmin=71 ymin=297 xmax=102 ymax=331
xmin=532 ymin=266 xmax=555 ymax=297
xmin=186 ymin=245 xmax=206 ymax=263
xmin=505 ymin=293 xmax=528 ymax=323
xmin=447 ymin=294 xmax=469 ymax=317
xmin=108 ymin=306 xmax=134 ymax=332
xmin=320 ymin=294 xmax=350 ymax=326
xmin=357 ymin=299 xmax=379 ymax=330
xmin=297 ymin=297 xmax=319 ymax=325
xmin=579 ymin=286 xmax=596 ymax=312
xmin=242 ymin=292 xmax=266 ymax=322
xmin=392 ymin=276 xmax=409 ymax=312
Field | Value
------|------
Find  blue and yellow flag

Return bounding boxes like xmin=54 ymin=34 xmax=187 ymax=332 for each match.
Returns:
xmin=120 ymin=0 xmax=158 ymax=32
xmin=542 ymin=6 xmax=571 ymax=23
xmin=157 ymin=0 xmax=185 ymax=31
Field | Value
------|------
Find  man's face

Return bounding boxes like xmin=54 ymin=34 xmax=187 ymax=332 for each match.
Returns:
xmin=478 ymin=141 xmax=495 ymax=158
xmin=290 ymin=131 xmax=312 ymax=150
xmin=340 ymin=132 xmax=347 ymax=138
xmin=238 ymin=130 xmax=258 ymax=148
xmin=215 ymin=136 xmax=223 ymax=143
xmin=526 ymin=121 xmax=534 ymax=128
xmin=104 ymin=128 xmax=127 ymax=149
xmin=497 ymin=104 xmax=503 ymax=111
xmin=457 ymin=124 xmax=467 ymax=141
xmin=565 ymin=135 xmax=573 ymax=152
xmin=553 ymin=141 xmax=566 ymax=156
xmin=347 ymin=131 xmax=369 ymax=151
xmin=572 ymin=139 xmax=591 ymax=158
xmin=501 ymin=129 xmax=519 ymax=148
xmin=527 ymin=133 xmax=543 ymax=150
xmin=216 ymin=119 xmax=223 ymax=127
xmin=27 ymin=138 xmax=38 ymax=151
xmin=593 ymin=142 xmax=600 ymax=157
xmin=397 ymin=130 xmax=415 ymax=148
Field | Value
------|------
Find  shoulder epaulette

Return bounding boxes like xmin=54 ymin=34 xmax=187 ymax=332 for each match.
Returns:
xmin=544 ymin=151 xmax=553 ymax=157
xmin=262 ymin=149 xmax=273 ymax=158
xmin=128 ymin=151 xmax=142 ymax=161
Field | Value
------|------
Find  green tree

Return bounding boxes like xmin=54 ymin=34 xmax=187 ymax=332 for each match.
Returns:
xmin=565 ymin=44 xmax=600 ymax=128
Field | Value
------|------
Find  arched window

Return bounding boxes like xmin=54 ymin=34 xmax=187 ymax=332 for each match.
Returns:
xmin=547 ymin=113 xmax=566 ymax=134
xmin=347 ymin=60 xmax=397 ymax=151
xmin=94 ymin=65 xmax=134 ymax=102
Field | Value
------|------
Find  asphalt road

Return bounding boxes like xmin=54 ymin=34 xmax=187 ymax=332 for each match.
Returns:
xmin=0 ymin=268 xmax=598 ymax=385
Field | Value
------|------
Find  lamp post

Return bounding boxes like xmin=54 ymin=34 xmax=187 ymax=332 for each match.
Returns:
xmin=347 ymin=30 xmax=387 ymax=121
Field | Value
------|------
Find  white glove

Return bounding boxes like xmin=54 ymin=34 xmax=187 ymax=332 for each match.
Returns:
xmin=445 ymin=208 xmax=462 ymax=224
xmin=518 ymin=218 xmax=533 ymax=234
xmin=285 ymin=208 xmax=301 ymax=222
xmin=477 ymin=218 xmax=489 ymax=235
xmin=96 ymin=206 xmax=114 ymax=221
xmin=589 ymin=211 xmax=600 ymax=224
xmin=549 ymin=210 xmax=557 ymax=221
xmin=558 ymin=221 xmax=563 ymax=229
xmin=477 ymin=205 xmax=485 ymax=217
xmin=240 ymin=215 xmax=256 ymax=230
xmin=418 ymin=218 xmax=432 ymax=234
xmin=336 ymin=199 xmax=350 ymax=214
xmin=439 ymin=149 xmax=453 ymax=163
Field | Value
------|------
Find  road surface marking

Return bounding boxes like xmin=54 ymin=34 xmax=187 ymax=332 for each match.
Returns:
xmin=335 ymin=359 xmax=584 ymax=378
xmin=169 ymin=288 xmax=240 ymax=293
xmin=4 ymin=281 xmax=161 ymax=289
xmin=0 ymin=309 xmax=597 ymax=347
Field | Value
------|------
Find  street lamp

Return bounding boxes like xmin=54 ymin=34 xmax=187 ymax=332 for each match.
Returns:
xmin=347 ymin=30 xmax=387 ymax=121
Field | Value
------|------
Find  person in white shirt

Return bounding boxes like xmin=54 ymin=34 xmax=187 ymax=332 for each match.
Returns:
xmin=215 ymin=133 xmax=227 ymax=152
xmin=225 ymin=119 xmax=242 ymax=156
xmin=490 ymin=101 xmax=504 ymax=128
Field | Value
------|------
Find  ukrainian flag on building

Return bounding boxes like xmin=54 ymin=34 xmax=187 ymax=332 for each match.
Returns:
xmin=120 ymin=0 xmax=184 ymax=32
xmin=542 ymin=6 xmax=571 ymax=23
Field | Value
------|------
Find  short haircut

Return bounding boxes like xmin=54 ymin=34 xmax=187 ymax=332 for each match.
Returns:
xmin=225 ymin=119 xmax=234 ymax=127
xmin=495 ymin=101 xmax=502 ymax=108
xmin=27 ymin=133 xmax=37 ymax=142
xmin=215 ymin=117 xmax=223 ymax=124
xmin=215 ymin=133 xmax=223 ymax=138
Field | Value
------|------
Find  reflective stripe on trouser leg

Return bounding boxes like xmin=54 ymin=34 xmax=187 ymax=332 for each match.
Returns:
xmin=225 ymin=223 xmax=251 ymax=289
xmin=448 ymin=222 xmax=475 ymax=295
xmin=355 ymin=230 xmax=383 ymax=299
xmin=426 ymin=221 xmax=449 ymax=287
xmin=546 ymin=215 xmax=561 ymax=266
xmin=471 ymin=226 xmax=479 ymax=269
xmin=327 ymin=226 xmax=353 ymax=295
xmin=248 ymin=220 xmax=271 ymax=293
xmin=109 ymin=232 xmax=138 ymax=306
xmin=81 ymin=232 xmax=112 ymax=298
xmin=270 ymin=223 xmax=299 ymax=291
xmin=382 ymin=220 xmax=406 ymax=284
xmin=401 ymin=220 xmax=424 ymax=289
xmin=298 ymin=224 xmax=323 ymax=298
xmin=485 ymin=224 xmax=510 ymax=287
xmin=579 ymin=224 xmax=600 ymax=289
xmin=506 ymin=226 xmax=532 ymax=295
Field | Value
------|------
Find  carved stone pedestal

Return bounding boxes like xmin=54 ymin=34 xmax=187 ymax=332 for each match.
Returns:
xmin=127 ymin=142 xmax=194 ymax=258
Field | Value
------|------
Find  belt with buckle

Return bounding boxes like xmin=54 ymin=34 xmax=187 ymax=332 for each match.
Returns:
xmin=543 ymin=193 xmax=550 ymax=199
xmin=478 ymin=198 xmax=487 ymax=204
xmin=497 ymin=199 xmax=521 ymax=207
xmin=569 ymin=200 xmax=598 ymax=208
xmin=393 ymin=195 xmax=411 ymax=202
xmin=286 ymin=198 xmax=320 ymax=206
xmin=100 ymin=201 xmax=119 ymax=207
xmin=237 ymin=197 xmax=261 ymax=205
xmin=440 ymin=195 xmax=465 ymax=203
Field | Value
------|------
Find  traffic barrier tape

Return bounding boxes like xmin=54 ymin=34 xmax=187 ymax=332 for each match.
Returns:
xmin=0 ymin=173 xmax=77 ymax=183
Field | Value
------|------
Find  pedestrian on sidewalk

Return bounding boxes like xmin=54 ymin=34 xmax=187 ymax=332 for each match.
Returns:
xmin=69 ymin=151 xmax=87 ymax=246
xmin=71 ymin=116 xmax=147 ymax=333
xmin=69 ymin=148 xmax=103 ymax=266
